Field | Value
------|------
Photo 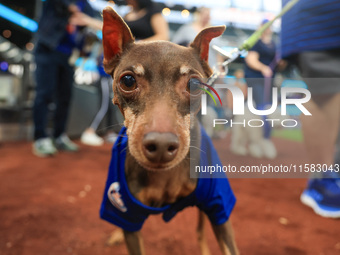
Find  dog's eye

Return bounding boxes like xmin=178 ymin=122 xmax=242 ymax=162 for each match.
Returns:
xmin=120 ymin=75 xmax=137 ymax=91
xmin=187 ymin=78 xmax=203 ymax=95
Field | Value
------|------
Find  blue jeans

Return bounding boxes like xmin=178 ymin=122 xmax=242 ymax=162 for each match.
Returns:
xmin=33 ymin=43 xmax=74 ymax=140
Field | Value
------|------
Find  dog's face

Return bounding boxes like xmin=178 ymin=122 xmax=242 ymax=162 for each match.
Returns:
xmin=102 ymin=7 xmax=225 ymax=171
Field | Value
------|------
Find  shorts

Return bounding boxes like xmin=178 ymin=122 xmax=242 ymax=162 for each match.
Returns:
xmin=298 ymin=48 xmax=340 ymax=95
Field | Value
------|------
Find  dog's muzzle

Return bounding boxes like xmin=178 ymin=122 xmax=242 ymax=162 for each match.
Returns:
xmin=142 ymin=132 xmax=179 ymax=164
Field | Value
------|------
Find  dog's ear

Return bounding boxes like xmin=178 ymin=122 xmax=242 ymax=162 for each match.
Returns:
xmin=190 ymin=26 xmax=226 ymax=63
xmin=102 ymin=7 xmax=134 ymax=74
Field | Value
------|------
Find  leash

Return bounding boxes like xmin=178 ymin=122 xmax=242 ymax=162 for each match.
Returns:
xmin=263 ymin=52 xmax=280 ymax=104
xmin=207 ymin=0 xmax=300 ymax=85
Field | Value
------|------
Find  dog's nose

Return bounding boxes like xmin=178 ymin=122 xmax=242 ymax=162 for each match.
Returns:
xmin=142 ymin=132 xmax=179 ymax=164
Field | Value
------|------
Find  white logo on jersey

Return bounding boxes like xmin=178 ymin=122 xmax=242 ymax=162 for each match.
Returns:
xmin=108 ymin=182 xmax=127 ymax=212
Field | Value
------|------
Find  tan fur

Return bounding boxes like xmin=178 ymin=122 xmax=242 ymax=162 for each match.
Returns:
xmin=180 ymin=65 xmax=191 ymax=75
xmin=132 ymin=64 xmax=145 ymax=76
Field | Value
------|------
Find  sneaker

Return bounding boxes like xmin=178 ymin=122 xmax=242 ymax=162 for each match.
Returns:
xmin=105 ymin=132 xmax=118 ymax=144
xmin=230 ymin=144 xmax=248 ymax=156
xmin=33 ymin=137 xmax=57 ymax=157
xmin=300 ymin=177 xmax=340 ymax=218
xmin=54 ymin=134 xmax=79 ymax=152
xmin=81 ymin=131 xmax=104 ymax=146
xmin=260 ymin=139 xmax=277 ymax=159
xmin=248 ymin=142 xmax=264 ymax=158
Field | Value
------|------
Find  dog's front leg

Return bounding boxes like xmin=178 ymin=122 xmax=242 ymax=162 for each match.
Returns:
xmin=197 ymin=210 xmax=211 ymax=255
xmin=212 ymin=221 xmax=239 ymax=255
xmin=123 ymin=230 xmax=146 ymax=255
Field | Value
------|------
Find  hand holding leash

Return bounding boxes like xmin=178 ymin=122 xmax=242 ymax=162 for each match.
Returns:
xmin=209 ymin=0 xmax=300 ymax=85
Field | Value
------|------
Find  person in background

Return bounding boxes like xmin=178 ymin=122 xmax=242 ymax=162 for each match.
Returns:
xmin=243 ymin=19 xmax=279 ymax=158
xmin=32 ymin=0 xmax=96 ymax=157
xmin=226 ymin=70 xmax=247 ymax=111
xmin=67 ymin=4 xmax=113 ymax=146
xmin=244 ymin=19 xmax=275 ymax=104
xmin=123 ymin=0 xmax=169 ymax=41
xmin=70 ymin=0 xmax=169 ymax=42
xmin=172 ymin=7 xmax=211 ymax=46
xmin=227 ymin=69 xmax=249 ymax=156
xmin=281 ymin=0 xmax=340 ymax=218
xmin=172 ymin=7 xmax=224 ymax=69
xmin=78 ymin=46 xmax=118 ymax=146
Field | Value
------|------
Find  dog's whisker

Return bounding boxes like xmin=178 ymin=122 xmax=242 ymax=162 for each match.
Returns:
xmin=113 ymin=141 xmax=124 ymax=147
xmin=120 ymin=146 xmax=128 ymax=154
xmin=97 ymin=123 xmax=125 ymax=133
xmin=189 ymin=146 xmax=205 ymax=154
xmin=113 ymin=138 xmax=129 ymax=147
xmin=116 ymin=134 xmax=128 ymax=138
xmin=186 ymin=157 xmax=196 ymax=160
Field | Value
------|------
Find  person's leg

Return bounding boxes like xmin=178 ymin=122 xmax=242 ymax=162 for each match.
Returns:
xmin=53 ymin=55 xmax=74 ymax=139
xmin=262 ymin=76 xmax=274 ymax=139
xmin=32 ymin=46 xmax=59 ymax=157
xmin=247 ymin=78 xmax=276 ymax=158
xmin=105 ymin=77 xmax=119 ymax=143
xmin=300 ymin=98 xmax=340 ymax=218
xmin=299 ymin=50 xmax=340 ymax=166
xmin=301 ymin=93 xmax=340 ymax=166
xmin=90 ymin=76 xmax=110 ymax=131
xmin=81 ymin=76 xmax=111 ymax=146
xmin=53 ymin=53 xmax=78 ymax=151
xmin=106 ymin=78 xmax=114 ymax=129
xmin=298 ymin=50 xmax=340 ymax=218
xmin=246 ymin=78 xmax=265 ymax=108
xmin=33 ymin=53 xmax=58 ymax=140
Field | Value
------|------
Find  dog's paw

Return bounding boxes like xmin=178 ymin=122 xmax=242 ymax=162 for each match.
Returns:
xmin=106 ymin=228 xmax=124 ymax=246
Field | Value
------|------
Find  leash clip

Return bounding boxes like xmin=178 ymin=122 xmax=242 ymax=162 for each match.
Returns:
xmin=208 ymin=45 xmax=242 ymax=86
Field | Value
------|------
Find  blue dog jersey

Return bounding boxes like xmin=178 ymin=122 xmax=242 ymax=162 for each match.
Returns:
xmin=100 ymin=126 xmax=236 ymax=232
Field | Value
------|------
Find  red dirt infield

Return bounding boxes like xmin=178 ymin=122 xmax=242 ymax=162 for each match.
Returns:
xmin=1 ymin=136 xmax=339 ymax=255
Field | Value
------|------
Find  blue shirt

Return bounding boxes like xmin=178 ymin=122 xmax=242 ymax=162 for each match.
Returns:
xmin=56 ymin=0 xmax=87 ymax=55
xmin=244 ymin=39 xmax=276 ymax=78
xmin=35 ymin=0 xmax=94 ymax=52
xmin=281 ymin=0 xmax=340 ymax=58
xmin=100 ymin=126 xmax=236 ymax=232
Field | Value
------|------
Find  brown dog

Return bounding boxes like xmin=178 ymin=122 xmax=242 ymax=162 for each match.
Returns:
xmin=100 ymin=7 xmax=238 ymax=255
